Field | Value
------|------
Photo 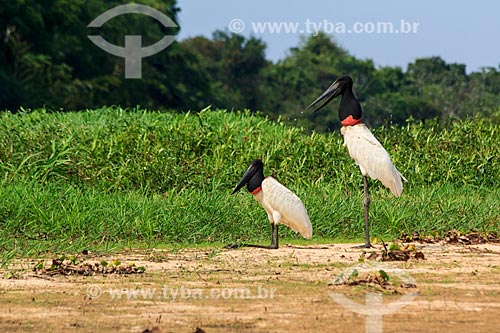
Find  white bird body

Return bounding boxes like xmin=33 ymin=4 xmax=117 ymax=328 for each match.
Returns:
xmin=253 ymin=177 xmax=312 ymax=239
xmin=341 ymin=124 xmax=405 ymax=197
xmin=230 ymin=159 xmax=312 ymax=249
xmin=308 ymin=75 xmax=406 ymax=247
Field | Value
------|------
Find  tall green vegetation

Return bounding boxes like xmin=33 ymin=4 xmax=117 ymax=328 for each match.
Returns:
xmin=1 ymin=1 xmax=499 ymax=257
xmin=2 ymin=108 xmax=498 ymax=191
xmin=2 ymin=2 xmax=500 ymax=131
xmin=0 ymin=109 xmax=499 ymax=259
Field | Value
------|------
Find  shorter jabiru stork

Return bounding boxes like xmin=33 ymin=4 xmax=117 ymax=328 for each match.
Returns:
xmin=307 ymin=75 xmax=406 ymax=248
xmin=227 ymin=159 xmax=312 ymax=249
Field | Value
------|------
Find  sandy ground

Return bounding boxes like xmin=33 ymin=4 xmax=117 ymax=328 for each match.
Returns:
xmin=1 ymin=242 xmax=500 ymax=333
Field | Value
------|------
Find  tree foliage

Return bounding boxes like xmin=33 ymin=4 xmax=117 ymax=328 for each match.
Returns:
xmin=0 ymin=0 xmax=210 ymax=111
xmin=1 ymin=2 xmax=499 ymax=130
xmin=182 ymin=31 xmax=268 ymax=111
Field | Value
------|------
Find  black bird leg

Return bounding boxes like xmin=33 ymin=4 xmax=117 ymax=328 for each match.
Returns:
xmin=354 ymin=176 xmax=373 ymax=248
xmin=363 ymin=175 xmax=372 ymax=247
xmin=269 ymin=223 xmax=279 ymax=249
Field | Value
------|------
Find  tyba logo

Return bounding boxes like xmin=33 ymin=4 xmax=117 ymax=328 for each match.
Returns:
xmin=87 ymin=3 xmax=177 ymax=78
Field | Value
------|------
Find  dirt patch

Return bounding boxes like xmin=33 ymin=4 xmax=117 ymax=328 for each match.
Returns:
xmin=32 ymin=256 xmax=146 ymax=276
xmin=1 ymin=243 xmax=500 ymax=332
xmin=400 ymin=230 xmax=500 ymax=245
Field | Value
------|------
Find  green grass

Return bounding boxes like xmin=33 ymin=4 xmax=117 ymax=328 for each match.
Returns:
xmin=0 ymin=107 xmax=499 ymax=262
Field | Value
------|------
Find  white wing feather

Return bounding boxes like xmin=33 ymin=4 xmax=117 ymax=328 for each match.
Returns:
xmin=257 ymin=177 xmax=312 ymax=238
xmin=341 ymin=124 xmax=405 ymax=197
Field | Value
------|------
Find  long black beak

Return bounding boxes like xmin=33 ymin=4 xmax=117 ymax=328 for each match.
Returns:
xmin=231 ymin=163 xmax=257 ymax=194
xmin=306 ymin=79 xmax=342 ymax=113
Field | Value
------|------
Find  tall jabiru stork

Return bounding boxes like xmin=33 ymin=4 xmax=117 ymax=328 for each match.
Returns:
xmin=228 ymin=159 xmax=312 ymax=249
xmin=307 ymin=75 xmax=406 ymax=248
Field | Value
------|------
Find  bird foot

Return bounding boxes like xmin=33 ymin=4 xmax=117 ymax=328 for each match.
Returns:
xmin=224 ymin=243 xmax=278 ymax=250
xmin=352 ymin=243 xmax=373 ymax=249
xmin=224 ymin=243 xmax=242 ymax=249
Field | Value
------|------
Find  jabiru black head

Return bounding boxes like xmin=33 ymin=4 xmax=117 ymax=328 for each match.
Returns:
xmin=232 ymin=159 xmax=265 ymax=194
xmin=306 ymin=75 xmax=363 ymax=126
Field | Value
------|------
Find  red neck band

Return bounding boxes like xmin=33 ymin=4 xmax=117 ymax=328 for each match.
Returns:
xmin=250 ymin=186 xmax=262 ymax=195
xmin=341 ymin=115 xmax=362 ymax=126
